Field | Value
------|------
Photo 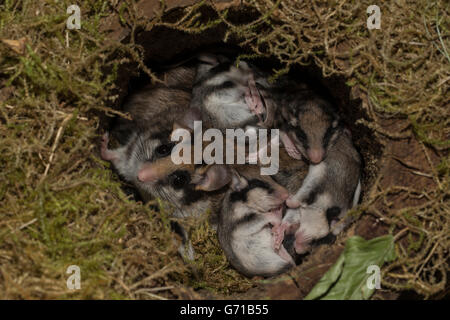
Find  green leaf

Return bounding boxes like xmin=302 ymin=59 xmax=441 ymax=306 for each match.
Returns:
xmin=305 ymin=235 xmax=396 ymax=300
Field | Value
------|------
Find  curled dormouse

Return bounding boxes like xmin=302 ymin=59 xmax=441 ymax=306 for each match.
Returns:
xmin=190 ymin=54 xmax=272 ymax=130
xmin=101 ymin=131 xmax=231 ymax=220
xmin=217 ymin=165 xmax=295 ymax=277
xmin=101 ymin=65 xmax=210 ymax=261
xmin=270 ymin=146 xmax=332 ymax=255
xmin=285 ymin=127 xmax=362 ymax=235
xmin=101 ymin=66 xmax=218 ymax=218
xmin=272 ymin=99 xmax=361 ymax=254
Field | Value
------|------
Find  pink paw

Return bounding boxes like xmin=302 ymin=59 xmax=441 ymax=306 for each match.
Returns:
xmin=271 ymin=223 xmax=288 ymax=250
xmin=245 ymin=74 xmax=265 ymax=121
xmin=272 ymin=222 xmax=300 ymax=250
xmin=245 ymin=87 xmax=258 ymax=113
xmin=294 ymin=230 xmax=312 ymax=254
xmin=100 ymin=132 xmax=117 ymax=161
xmin=286 ymin=196 xmax=302 ymax=209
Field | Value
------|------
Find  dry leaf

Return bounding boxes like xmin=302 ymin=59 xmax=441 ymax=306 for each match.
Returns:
xmin=1 ymin=37 xmax=27 ymax=54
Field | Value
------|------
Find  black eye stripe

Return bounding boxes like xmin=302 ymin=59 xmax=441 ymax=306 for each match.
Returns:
xmin=230 ymin=179 xmax=274 ymax=203
xmin=323 ymin=125 xmax=338 ymax=147
xmin=230 ymin=190 xmax=248 ymax=203
xmin=294 ymin=127 xmax=307 ymax=142
xmin=326 ymin=207 xmax=341 ymax=224
xmin=222 ymin=80 xmax=235 ymax=88
xmin=234 ymin=212 xmax=257 ymax=228
xmin=155 ymin=143 xmax=175 ymax=158
xmin=150 ymin=130 xmax=171 ymax=140
xmin=247 ymin=179 xmax=272 ymax=192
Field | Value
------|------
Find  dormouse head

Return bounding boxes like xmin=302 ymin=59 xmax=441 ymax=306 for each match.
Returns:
xmin=133 ymin=108 xmax=234 ymax=216
xmin=136 ymin=149 xmax=232 ymax=217
xmin=103 ymin=108 xmax=231 ymax=217
xmin=280 ymin=98 xmax=341 ymax=164
xmin=136 ymin=107 xmax=202 ymax=186
xmin=121 ymin=128 xmax=200 ymax=211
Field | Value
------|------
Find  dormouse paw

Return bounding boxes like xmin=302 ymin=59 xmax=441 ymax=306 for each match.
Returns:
xmin=245 ymin=74 xmax=265 ymax=121
xmin=272 ymin=222 xmax=300 ymax=250
xmin=271 ymin=223 xmax=288 ymax=250
xmin=294 ymin=230 xmax=312 ymax=254
xmin=286 ymin=196 xmax=303 ymax=209
xmin=100 ymin=132 xmax=117 ymax=161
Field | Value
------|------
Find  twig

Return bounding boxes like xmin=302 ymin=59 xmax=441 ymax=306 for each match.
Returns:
xmin=18 ymin=218 xmax=37 ymax=230
xmin=133 ymin=290 xmax=168 ymax=300
xmin=393 ymin=228 xmax=409 ymax=242
xmin=40 ymin=114 xmax=73 ymax=183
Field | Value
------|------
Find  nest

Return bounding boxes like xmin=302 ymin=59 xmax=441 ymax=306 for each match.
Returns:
xmin=0 ymin=0 xmax=448 ymax=299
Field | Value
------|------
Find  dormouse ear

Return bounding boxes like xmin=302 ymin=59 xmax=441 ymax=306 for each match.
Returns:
xmin=279 ymin=131 xmax=303 ymax=160
xmin=173 ymin=107 xmax=202 ymax=132
xmin=281 ymin=106 xmax=290 ymax=121
xmin=192 ymin=164 xmax=232 ymax=191
xmin=230 ymin=170 xmax=248 ymax=191
xmin=331 ymin=115 xmax=340 ymax=128
xmin=237 ymin=60 xmax=250 ymax=71
xmin=343 ymin=127 xmax=352 ymax=139
xmin=197 ymin=53 xmax=222 ymax=66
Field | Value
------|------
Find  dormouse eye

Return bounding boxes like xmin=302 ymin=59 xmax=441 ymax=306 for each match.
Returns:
xmin=295 ymin=128 xmax=307 ymax=143
xmin=222 ymin=80 xmax=234 ymax=88
xmin=155 ymin=143 xmax=174 ymax=158
xmin=323 ymin=125 xmax=339 ymax=148
xmin=169 ymin=171 xmax=190 ymax=189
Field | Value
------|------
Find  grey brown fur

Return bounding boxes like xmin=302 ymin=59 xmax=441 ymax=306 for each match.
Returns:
xmin=273 ymin=99 xmax=361 ymax=254
xmin=217 ymin=166 xmax=294 ymax=277
xmin=190 ymin=54 xmax=271 ymax=129
xmin=101 ymin=66 xmax=220 ymax=218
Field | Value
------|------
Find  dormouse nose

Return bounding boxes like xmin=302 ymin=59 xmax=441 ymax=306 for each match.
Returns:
xmin=137 ymin=163 xmax=158 ymax=182
xmin=307 ymin=148 xmax=324 ymax=164
xmin=138 ymin=156 xmax=184 ymax=183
